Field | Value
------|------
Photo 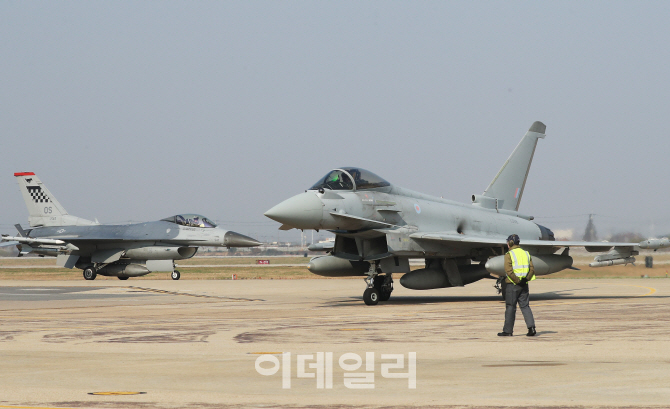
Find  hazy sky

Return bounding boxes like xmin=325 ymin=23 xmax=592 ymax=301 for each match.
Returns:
xmin=2 ymin=1 xmax=669 ymax=243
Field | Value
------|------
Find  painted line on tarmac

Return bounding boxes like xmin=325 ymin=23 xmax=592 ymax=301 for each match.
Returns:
xmin=0 ymin=266 xmax=64 ymax=269
xmin=483 ymin=362 xmax=566 ymax=367
xmin=183 ymin=264 xmax=307 ymax=268
xmin=88 ymin=391 xmax=146 ymax=395
xmin=0 ymin=264 xmax=307 ymax=269
xmin=534 ymin=300 xmax=603 ymax=307
xmin=0 ymin=298 xmax=237 ymax=313
xmin=126 ymin=286 xmax=263 ymax=301
xmin=611 ymin=283 xmax=657 ymax=296
xmin=0 ymin=406 xmax=76 ymax=409
xmin=248 ymin=352 xmax=283 ymax=355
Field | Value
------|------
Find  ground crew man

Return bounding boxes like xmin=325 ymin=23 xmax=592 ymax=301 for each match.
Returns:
xmin=498 ymin=234 xmax=537 ymax=337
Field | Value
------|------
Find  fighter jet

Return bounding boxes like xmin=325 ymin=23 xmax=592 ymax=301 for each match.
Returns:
xmin=0 ymin=173 xmax=261 ymax=280
xmin=265 ymin=122 xmax=668 ymax=305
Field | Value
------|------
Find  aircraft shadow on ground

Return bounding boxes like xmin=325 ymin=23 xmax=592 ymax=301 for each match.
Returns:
xmin=384 ymin=292 xmax=669 ymax=305
xmin=325 ymin=289 xmax=668 ymax=307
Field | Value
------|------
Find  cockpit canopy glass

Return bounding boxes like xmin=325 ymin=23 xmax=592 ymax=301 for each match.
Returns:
xmin=309 ymin=168 xmax=390 ymax=191
xmin=161 ymin=214 xmax=217 ymax=228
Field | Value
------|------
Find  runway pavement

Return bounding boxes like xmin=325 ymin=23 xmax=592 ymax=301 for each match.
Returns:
xmin=0 ymin=278 xmax=669 ymax=408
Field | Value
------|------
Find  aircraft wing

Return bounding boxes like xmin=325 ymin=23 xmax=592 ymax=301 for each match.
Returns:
xmin=409 ymin=232 xmax=638 ymax=249
xmin=409 ymin=232 xmax=642 ymax=267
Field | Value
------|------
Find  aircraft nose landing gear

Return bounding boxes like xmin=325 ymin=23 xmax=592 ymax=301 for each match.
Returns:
xmin=363 ymin=263 xmax=393 ymax=305
xmin=495 ymin=277 xmax=507 ymax=301
xmin=363 ymin=286 xmax=379 ymax=305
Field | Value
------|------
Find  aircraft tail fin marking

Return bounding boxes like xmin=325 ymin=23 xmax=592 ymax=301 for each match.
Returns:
xmin=14 ymin=172 xmax=96 ymax=227
xmin=482 ymin=121 xmax=546 ymax=211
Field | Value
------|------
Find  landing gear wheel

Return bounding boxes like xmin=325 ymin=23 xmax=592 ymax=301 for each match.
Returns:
xmin=495 ymin=277 xmax=507 ymax=301
xmin=118 ymin=276 xmax=129 ymax=280
xmin=373 ymin=275 xmax=393 ymax=302
xmin=83 ymin=266 xmax=97 ymax=281
xmin=379 ymin=291 xmax=392 ymax=302
xmin=171 ymin=270 xmax=181 ymax=280
xmin=363 ymin=288 xmax=379 ymax=306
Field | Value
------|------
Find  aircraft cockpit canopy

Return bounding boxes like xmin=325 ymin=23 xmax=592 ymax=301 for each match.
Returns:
xmin=309 ymin=167 xmax=391 ymax=191
xmin=161 ymin=214 xmax=218 ymax=228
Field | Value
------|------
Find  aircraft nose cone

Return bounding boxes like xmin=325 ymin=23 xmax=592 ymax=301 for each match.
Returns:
xmin=224 ymin=231 xmax=262 ymax=247
xmin=264 ymin=192 xmax=323 ymax=229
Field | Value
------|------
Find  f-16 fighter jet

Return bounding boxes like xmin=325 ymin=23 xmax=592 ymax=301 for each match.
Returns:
xmin=265 ymin=122 xmax=668 ymax=305
xmin=1 ymin=173 xmax=261 ymax=280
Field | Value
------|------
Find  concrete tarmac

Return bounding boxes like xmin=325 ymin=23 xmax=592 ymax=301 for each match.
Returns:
xmin=0 ymin=278 xmax=669 ymax=408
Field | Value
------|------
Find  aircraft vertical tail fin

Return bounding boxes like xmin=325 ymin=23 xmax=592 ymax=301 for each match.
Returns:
xmin=482 ymin=121 xmax=546 ymax=211
xmin=14 ymin=172 xmax=96 ymax=227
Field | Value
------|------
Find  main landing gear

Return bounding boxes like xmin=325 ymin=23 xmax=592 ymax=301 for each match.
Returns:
xmin=494 ymin=277 xmax=507 ymax=301
xmin=83 ymin=266 xmax=97 ymax=281
xmin=363 ymin=262 xmax=393 ymax=306
xmin=171 ymin=270 xmax=181 ymax=280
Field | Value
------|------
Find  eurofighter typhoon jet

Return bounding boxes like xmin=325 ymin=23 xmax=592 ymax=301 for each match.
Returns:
xmin=265 ymin=122 xmax=666 ymax=305
xmin=0 ymin=173 xmax=261 ymax=280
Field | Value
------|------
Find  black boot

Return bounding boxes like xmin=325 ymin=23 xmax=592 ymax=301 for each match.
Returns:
xmin=526 ymin=327 xmax=536 ymax=337
xmin=497 ymin=332 xmax=513 ymax=336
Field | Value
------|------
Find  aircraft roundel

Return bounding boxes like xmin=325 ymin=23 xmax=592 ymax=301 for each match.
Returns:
xmin=414 ymin=204 xmax=421 ymax=214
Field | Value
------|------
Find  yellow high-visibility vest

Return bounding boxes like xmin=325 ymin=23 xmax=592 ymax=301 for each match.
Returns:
xmin=509 ymin=248 xmax=536 ymax=281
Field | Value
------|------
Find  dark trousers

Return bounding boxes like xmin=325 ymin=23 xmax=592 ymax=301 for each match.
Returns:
xmin=503 ymin=283 xmax=535 ymax=334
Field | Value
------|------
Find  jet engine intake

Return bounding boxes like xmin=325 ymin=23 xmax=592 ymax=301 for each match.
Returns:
xmin=484 ymin=253 xmax=573 ymax=276
xmin=307 ymin=255 xmax=370 ymax=277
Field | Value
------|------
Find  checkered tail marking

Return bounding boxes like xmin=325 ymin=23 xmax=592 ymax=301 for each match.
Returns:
xmin=27 ymin=186 xmax=50 ymax=203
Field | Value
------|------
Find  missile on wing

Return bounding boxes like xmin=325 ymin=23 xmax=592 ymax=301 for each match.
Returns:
xmin=589 ymin=246 xmax=638 ymax=267
xmin=307 ymin=242 xmax=335 ymax=252
xmin=485 ymin=254 xmax=574 ymax=276
xmin=399 ymin=264 xmax=490 ymax=290
xmin=307 ymin=255 xmax=370 ymax=277
xmin=2 ymin=235 xmax=66 ymax=245
xmin=639 ymin=238 xmax=670 ymax=250
xmin=589 ymin=257 xmax=636 ymax=267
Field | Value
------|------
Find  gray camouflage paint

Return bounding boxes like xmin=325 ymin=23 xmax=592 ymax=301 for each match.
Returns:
xmin=265 ymin=122 xmax=643 ymax=299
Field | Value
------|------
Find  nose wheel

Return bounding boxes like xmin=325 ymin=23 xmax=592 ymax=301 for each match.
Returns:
xmin=171 ymin=270 xmax=181 ymax=280
xmin=363 ymin=287 xmax=379 ymax=305
xmin=363 ymin=263 xmax=393 ymax=305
